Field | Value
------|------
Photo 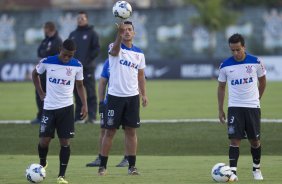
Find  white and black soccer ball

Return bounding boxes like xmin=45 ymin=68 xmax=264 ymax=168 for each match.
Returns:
xmin=211 ymin=163 xmax=232 ymax=182
xmin=112 ymin=1 xmax=132 ymax=19
xmin=25 ymin=163 xmax=46 ymax=183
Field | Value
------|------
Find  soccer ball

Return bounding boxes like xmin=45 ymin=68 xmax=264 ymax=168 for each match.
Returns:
xmin=112 ymin=1 xmax=132 ymax=19
xmin=211 ymin=163 xmax=232 ymax=182
xmin=25 ymin=163 xmax=46 ymax=183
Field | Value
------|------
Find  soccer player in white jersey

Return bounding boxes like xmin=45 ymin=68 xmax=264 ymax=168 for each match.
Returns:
xmin=98 ymin=21 xmax=148 ymax=176
xmin=32 ymin=39 xmax=88 ymax=184
xmin=217 ymin=33 xmax=266 ymax=182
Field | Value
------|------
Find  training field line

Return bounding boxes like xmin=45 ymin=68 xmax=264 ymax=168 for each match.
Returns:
xmin=0 ymin=119 xmax=282 ymax=124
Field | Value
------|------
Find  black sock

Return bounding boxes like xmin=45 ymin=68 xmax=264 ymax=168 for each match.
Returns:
xmin=38 ymin=144 xmax=48 ymax=167
xmin=98 ymin=154 xmax=101 ymax=159
xmin=127 ymin=155 xmax=136 ymax=168
xmin=58 ymin=146 xmax=70 ymax=177
xmin=229 ymin=146 xmax=239 ymax=174
xmin=251 ymin=145 xmax=261 ymax=171
xmin=124 ymin=155 xmax=128 ymax=160
xmin=100 ymin=156 xmax=108 ymax=169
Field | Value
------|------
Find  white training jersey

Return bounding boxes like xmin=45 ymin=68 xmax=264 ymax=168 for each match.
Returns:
xmin=36 ymin=55 xmax=84 ymax=110
xmin=218 ymin=54 xmax=266 ymax=108
xmin=108 ymin=43 xmax=146 ymax=97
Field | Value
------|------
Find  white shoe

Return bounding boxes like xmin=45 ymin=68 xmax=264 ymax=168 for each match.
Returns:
xmin=229 ymin=173 xmax=238 ymax=182
xmin=253 ymin=169 xmax=263 ymax=180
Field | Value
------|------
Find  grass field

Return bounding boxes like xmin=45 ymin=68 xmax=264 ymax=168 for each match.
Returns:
xmin=1 ymin=155 xmax=281 ymax=184
xmin=0 ymin=80 xmax=282 ymax=120
xmin=1 ymin=80 xmax=282 ymax=183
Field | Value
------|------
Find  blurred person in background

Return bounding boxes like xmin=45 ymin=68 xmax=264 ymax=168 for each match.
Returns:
xmin=32 ymin=39 xmax=88 ymax=184
xmin=217 ymin=33 xmax=266 ymax=182
xmin=31 ymin=21 xmax=62 ymax=124
xmin=69 ymin=11 xmax=100 ymax=124
xmin=85 ymin=59 xmax=129 ymax=168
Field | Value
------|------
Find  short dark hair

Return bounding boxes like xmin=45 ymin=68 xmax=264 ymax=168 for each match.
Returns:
xmin=63 ymin=39 xmax=76 ymax=51
xmin=228 ymin=33 xmax=245 ymax=46
xmin=124 ymin=21 xmax=134 ymax=30
xmin=78 ymin=11 xmax=88 ymax=19
xmin=44 ymin=21 xmax=56 ymax=31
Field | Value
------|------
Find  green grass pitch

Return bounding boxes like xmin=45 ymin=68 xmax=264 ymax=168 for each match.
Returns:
xmin=0 ymin=80 xmax=282 ymax=183
xmin=0 ymin=80 xmax=282 ymax=120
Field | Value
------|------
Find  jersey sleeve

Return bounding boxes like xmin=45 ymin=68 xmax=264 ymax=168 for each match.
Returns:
xmin=218 ymin=63 xmax=227 ymax=82
xmin=108 ymin=43 xmax=114 ymax=54
xmin=36 ymin=58 xmax=47 ymax=74
xmin=75 ymin=66 xmax=84 ymax=80
xmin=138 ymin=54 xmax=146 ymax=69
xmin=101 ymin=59 xmax=109 ymax=79
xmin=256 ymin=58 xmax=267 ymax=77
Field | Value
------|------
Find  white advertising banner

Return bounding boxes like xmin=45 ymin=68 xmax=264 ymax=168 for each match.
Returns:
xmin=260 ymin=56 xmax=282 ymax=81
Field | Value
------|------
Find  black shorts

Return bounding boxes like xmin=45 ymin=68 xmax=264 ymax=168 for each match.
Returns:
xmin=39 ymin=105 xmax=75 ymax=139
xmin=227 ymin=107 xmax=261 ymax=140
xmin=105 ymin=94 xmax=140 ymax=129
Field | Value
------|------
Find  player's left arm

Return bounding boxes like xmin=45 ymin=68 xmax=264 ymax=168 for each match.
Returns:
xmin=138 ymin=69 xmax=148 ymax=107
xmin=257 ymin=58 xmax=267 ymax=100
xmin=258 ymin=75 xmax=266 ymax=100
xmin=75 ymin=80 xmax=88 ymax=119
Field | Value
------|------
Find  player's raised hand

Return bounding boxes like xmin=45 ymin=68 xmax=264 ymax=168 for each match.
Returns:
xmin=115 ymin=21 xmax=126 ymax=36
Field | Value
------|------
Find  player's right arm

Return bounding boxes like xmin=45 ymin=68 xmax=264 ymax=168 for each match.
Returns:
xmin=109 ymin=22 xmax=124 ymax=56
xmin=217 ymin=81 xmax=226 ymax=124
xmin=32 ymin=69 xmax=45 ymax=101
xmin=98 ymin=77 xmax=108 ymax=103
xmin=32 ymin=59 xmax=47 ymax=100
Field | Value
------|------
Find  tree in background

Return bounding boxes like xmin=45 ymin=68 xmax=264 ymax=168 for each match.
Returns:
xmin=185 ymin=0 xmax=238 ymax=58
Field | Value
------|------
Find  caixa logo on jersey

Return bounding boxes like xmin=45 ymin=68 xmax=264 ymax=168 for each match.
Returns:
xmin=231 ymin=77 xmax=253 ymax=85
xmin=119 ymin=59 xmax=138 ymax=69
xmin=49 ymin=77 xmax=71 ymax=85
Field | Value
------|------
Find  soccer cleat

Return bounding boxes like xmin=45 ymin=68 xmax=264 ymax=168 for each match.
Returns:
xmin=128 ymin=166 xmax=139 ymax=175
xmin=57 ymin=176 xmax=68 ymax=184
xmin=86 ymin=157 xmax=101 ymax=167
xmin=98 ymin=166 xmax=107 ymax=176
xmin=43 ymin=161 xmax=48 ymax=169
xmin=229 ymin=173 xmax=238 ymax=182
xmin=253 ymin=169 xmax=263 ymax=180
xmin=116 ymin=157 xmax=129 ymax=167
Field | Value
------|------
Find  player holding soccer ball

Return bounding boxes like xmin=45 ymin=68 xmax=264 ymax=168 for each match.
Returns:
xmin=217 ymin=33 xmax=266 ymax=182
xmin=32 ymin=39 xmax=88 ymax=184
xmin=97 ymin=20 xmax=148 ymax=176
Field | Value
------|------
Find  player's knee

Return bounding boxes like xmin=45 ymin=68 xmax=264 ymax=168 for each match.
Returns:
xmin=124 ymin=127 xmax=136 ymax=137
xmin=105 ymin=129 xmax=116 ymax=138
xmin=250 ymin=140 xmax=260 ymax=148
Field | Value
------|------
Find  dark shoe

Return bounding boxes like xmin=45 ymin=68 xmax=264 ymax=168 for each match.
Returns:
xmin=116 ymin=158 xmax=129 ymax=167
xmin=30 ymin=118 xmax=41 ymax=124
xmin=98 ymin=166 xmax=107 ymax=176
xmin=86 ymin=157 xmax=100 ymax=167
xmin=128 ymin=166 xmax=139 ymax=175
